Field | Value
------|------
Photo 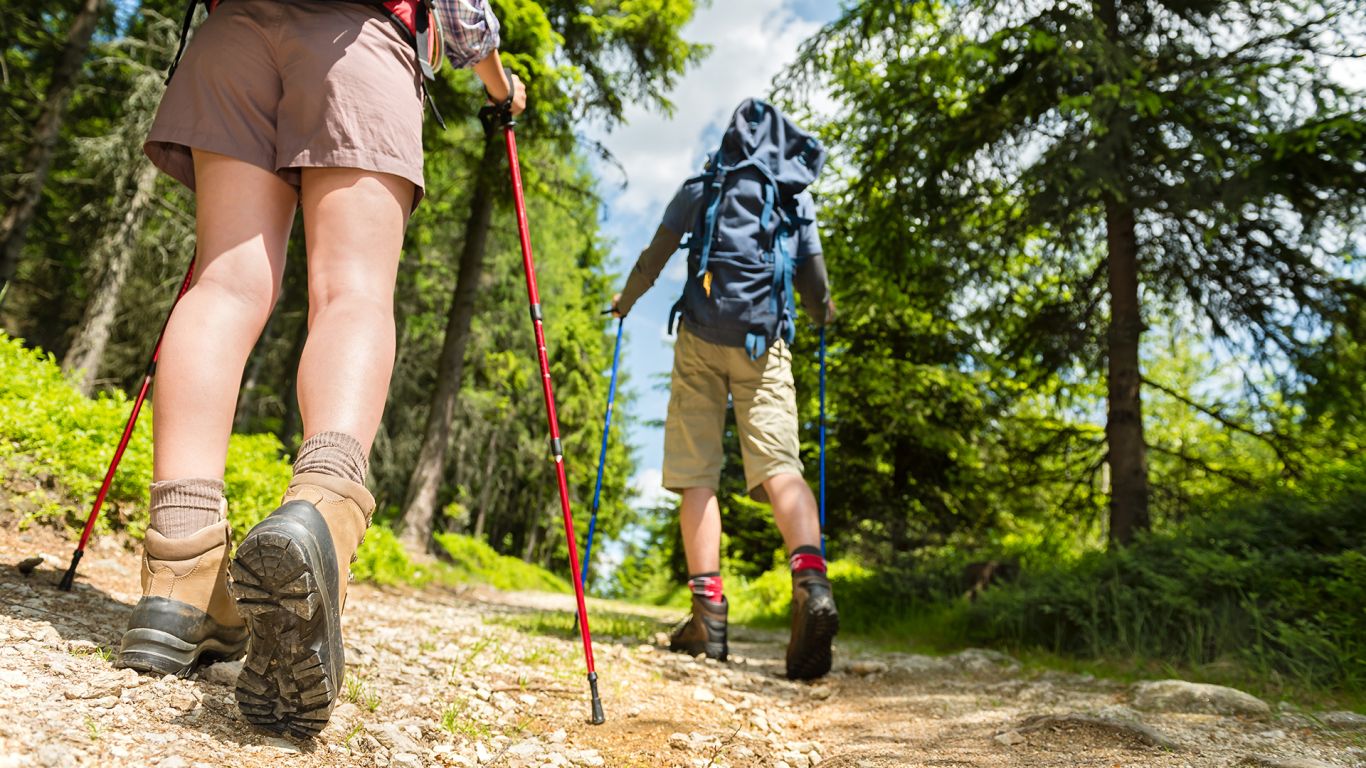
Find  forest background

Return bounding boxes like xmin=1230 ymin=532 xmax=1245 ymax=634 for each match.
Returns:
xmin=2 ymin=0 xmax=1363 ymax=708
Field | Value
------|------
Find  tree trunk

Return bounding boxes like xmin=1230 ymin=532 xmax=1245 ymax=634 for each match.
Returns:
xmin=397 ymin=141 xmax=502 ymax=553
xmin=278 ymin=310 xmax=309 ymax=452
xmin=1104 ymin=199 xmax=1150 ymax=546
xmin=62 ymin=160 xmax=160 ymax=394
xmin=0 ymin=0 xmax=105 ymax=304
xmin=471 ymin=425 xmax=502 ymax=535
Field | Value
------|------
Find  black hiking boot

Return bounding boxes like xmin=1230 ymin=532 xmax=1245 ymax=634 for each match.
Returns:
xmin=670 ymin=594 xmax=728 ymax=661
xmin=228 ymin=501 xmax=346 ymax=739
xmin=786 ymin=569 xmax=838 ymax=680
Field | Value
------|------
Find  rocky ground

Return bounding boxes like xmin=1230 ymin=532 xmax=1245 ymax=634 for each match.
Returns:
xmin=1 ymin=523 xmax=1363 ymax=768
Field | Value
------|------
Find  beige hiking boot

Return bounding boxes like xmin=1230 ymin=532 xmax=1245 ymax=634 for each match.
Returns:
xmin=228 ymin=473 xmax=374 ymax=738
xmin=117 ymin=517 xmax=247 ymax=677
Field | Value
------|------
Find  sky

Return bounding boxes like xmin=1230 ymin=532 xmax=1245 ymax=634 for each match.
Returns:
xmin=586 ymin=0 xmax=843 ymax=518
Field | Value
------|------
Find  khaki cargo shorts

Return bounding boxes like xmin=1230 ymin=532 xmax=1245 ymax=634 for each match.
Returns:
xmin=663 ymin=326 xmax=803 ymax=500
xmin=145 ymin=0 xmax=426 ymax=209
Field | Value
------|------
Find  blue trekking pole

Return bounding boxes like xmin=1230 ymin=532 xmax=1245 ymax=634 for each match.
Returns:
xmin=580 ymin=317 xmax=624 ymax=590
xmin=818 ymin=326 xmax=828 ymax=556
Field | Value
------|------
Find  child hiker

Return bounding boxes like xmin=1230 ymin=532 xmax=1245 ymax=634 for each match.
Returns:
xmin=612 ymin=98 xmax=839 ymax=680
xmin=115 ymin=0 xmax=525 ymax=738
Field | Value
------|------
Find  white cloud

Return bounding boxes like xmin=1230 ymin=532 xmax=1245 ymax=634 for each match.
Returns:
xmin=590 ymin=0 xmax=826 ymax=219
xmin=631 ymin=468 xmax=678 ymax=512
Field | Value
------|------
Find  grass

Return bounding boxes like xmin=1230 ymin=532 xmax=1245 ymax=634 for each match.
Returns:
xmin=343 ymin=674 xmax=382 ymax=713
xmin=490 ymin=609 xmax=670 ymax=646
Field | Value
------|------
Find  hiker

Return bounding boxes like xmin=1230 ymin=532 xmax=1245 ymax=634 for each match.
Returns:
xmin=114 ymin=0 xmax=525 ymax=737
xmin=611 ymin=98 xmax=839 ymax=680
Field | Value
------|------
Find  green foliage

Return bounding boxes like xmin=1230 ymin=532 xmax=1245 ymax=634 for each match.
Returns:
xmin=433 ymin=532 xmax=570 ymax=593
xmin=967 ymin=463 xmax=1366 ymax=693
xmin=352 ymin=525 xmax=430 ymax=587
xmin=0 ymin=331 xmax=292 ymax=538
xmin=0 ymin=332 xmax=153 ymax=527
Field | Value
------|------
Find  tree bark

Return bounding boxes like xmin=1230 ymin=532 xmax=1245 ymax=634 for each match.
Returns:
xmin=62 ymin=160 xmax=160 ymax=394
xmin=0 ymin=0 xmax=105 ymax=304
xmin=397 ymin=141 xmax=502 ymax=553
xmin=1105 ymin=199 xmax=1150 ymax=546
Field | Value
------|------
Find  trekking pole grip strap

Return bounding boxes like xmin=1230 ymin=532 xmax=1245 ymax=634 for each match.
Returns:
xmin=478 ymin=65 xmax=517 ymax=136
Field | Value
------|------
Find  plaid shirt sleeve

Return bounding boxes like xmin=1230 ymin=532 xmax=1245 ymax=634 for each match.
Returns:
xmin=434 ymin=0 xmax=501 ymax=69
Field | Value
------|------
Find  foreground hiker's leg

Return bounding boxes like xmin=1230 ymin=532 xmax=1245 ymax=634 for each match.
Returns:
xmin=119 ymin=151 xmax=293 ymax=678
xmin=151 ymin=150 xmax=295 ymax=482
xmin=230 ymin=167 xmax=404 ymax=738
xmin=296 ymin=167 xmax=410 ymax=449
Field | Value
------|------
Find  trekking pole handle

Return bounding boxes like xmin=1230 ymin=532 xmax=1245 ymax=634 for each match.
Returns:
xmin=478 ymin=65 xmax=517 ymax=137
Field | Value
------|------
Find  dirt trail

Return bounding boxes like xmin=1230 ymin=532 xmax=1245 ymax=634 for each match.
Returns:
xmin=0 ymin=523 xmax=1361 ymax=768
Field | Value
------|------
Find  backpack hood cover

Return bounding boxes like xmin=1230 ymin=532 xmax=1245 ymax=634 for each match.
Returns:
xmin=716 ymin=99 xmax=827 ymax=197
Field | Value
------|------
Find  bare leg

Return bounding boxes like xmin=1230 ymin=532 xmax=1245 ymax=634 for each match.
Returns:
xmin=152 ymin=150 xmax=295 ymax=481
xmin=678 ymin=486 xmax=723 ymax=574
xmin=296 ymin=167 xmax=412 ymax=452
xmin=763 ymin=473 xmax=822 ymax=552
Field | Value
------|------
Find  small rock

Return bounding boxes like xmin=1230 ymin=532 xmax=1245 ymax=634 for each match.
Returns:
xmin=35 ymin=744 xmax=74 ymax=768
xmin=263 ymin=736 xmax=300 ymax=754
xmin=1238 ymin=757 xmax=1339 ymax=768
xmin=1131 ymin=679 xmax=1271 ymax=718
xmin=157 ymin=757 xmax=191 ymax=768
xmin=372 ymin=722 xmax=422 ymax=754
xmin=653 ymin=632 xmax=671 ymax=647
xmin=951 ymin=648 xmax=1020 ymax=674
xmin=848 ymin=661 xmax=887 ymax=676
xmin=994 ymin=731 xmax=1026 ymax=746
xmin=1321 ymin=710 xmax=1366 ymax=731
xmin=16 ymin=557 xmax=43 ymax=575
xmin=546 ymin=729 xmax=567 ymax=744
xmin=693 ymin=687 xmax=715 ymax=702
xmin=669 ymin=733 xmax=690 ymax=749
xmin=567 ymin=749 xmax=605 ymax=767
xmin=391 ymin=753 xmax=422 ymax=768
xmin=197 ymin=660 xmax=242 ymax=686
xmin=809 ymin=687 xmax=832 ymax=700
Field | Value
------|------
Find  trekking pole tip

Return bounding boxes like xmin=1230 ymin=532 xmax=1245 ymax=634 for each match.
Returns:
xmin=57 ymin=550 xmax=83 ymax=591
xmin=588 ymin=672 xmax=605 ymax=725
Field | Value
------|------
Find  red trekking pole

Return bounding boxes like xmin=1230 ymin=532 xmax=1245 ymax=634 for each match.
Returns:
xmin=59 ymin=256 xmax=196 ymax=591
xmin=480 ymin=98 xmax=604 ymax=725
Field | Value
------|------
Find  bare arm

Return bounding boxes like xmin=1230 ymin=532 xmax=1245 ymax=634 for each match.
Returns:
xmin=794 ymin=251 xmax=835 ymax=325
xmin=613 ymin=224 xmax=685 ymax=318
xmin=472 ymin=52 xmax=526 ymax=115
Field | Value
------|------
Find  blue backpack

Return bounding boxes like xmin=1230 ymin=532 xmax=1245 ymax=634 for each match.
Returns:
xmin=669 ymin=99 xmax=827 ymax=359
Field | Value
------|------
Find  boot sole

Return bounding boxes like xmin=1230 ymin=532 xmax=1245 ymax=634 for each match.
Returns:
xmin=229 ymin=512 xmax=341 ymax=739
xmin=786 ymin=597 xmax=839 ymax=681
xmin=118 ymin=627 xmax=246 ymax=678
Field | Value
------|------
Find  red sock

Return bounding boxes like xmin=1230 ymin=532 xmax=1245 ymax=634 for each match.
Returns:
xmin=688 ymin=572 xmax=724 ymax=603
xmin=789 ymin=545 xmax=827 ymax=573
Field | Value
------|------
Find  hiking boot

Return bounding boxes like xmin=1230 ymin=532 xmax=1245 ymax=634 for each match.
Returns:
xmin=669 ymin=594 xmax=728 ymax=661
xmin=786 ymin=568 xmax=839 ymax=680
xmin=117 ymin=518 xmax=247 ymax=677
xmin=228 ymin=473 xmax=373 ymax=738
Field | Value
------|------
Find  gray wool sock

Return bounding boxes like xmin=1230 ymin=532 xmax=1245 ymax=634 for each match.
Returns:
xmin=148 ymin=478 xmax=226 ymax=539
xmin=293 ymin=431 xmax=369 ymax=485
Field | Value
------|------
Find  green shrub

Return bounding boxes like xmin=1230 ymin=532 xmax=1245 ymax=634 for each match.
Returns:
xmin=352 ymin=524 xmax=428 ymax=586
xmin=966 ymin=463 xmax=1366 ymax=693
xmin=0 ymin=332 xmax=293 ymax=538
xmin=433 ymin=532 xmax=569 ymax=593
xmin=0 ymin=334 xmax=154 ymax=529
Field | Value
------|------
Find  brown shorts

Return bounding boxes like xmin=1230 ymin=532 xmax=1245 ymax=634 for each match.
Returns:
xmin=662 ymin=326 xmax=804 ymax=501
xmin=145 ymin=0 xmax=426 ymax=208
